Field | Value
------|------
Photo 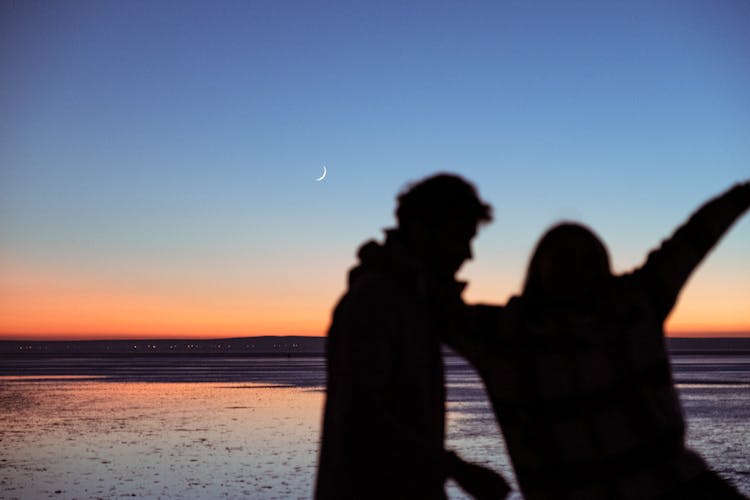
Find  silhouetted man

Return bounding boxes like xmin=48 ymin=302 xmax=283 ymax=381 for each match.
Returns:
xmin=316 ymin=173 xmax=508 ymax=499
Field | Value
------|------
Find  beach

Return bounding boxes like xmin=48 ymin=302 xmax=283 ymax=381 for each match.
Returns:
xmin=1 ymin=353 xmax=748 ymax=499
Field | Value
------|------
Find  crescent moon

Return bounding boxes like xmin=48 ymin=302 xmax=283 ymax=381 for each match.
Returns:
xmin=315 ymin=165 xmax=327 ymax=182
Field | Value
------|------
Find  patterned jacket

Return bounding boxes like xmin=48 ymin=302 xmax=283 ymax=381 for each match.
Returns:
xmin=452 ymin=182 xmax=750 ymax=500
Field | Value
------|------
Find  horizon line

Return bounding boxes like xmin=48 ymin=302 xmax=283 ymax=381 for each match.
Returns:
xmin=1 ymin=332 xmax=750 ymax=342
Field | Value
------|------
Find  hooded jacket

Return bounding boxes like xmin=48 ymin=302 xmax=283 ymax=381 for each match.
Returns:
xmin=316 ymin=230 xmax=465 ymax=499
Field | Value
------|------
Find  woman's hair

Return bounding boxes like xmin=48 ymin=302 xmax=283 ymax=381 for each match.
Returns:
xmin=523 ymin=222 xmax=612 ymax=307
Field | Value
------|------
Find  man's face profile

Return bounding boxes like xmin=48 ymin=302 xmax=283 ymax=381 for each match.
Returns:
xmin=412 ymin=217 xmax=477 ymax=278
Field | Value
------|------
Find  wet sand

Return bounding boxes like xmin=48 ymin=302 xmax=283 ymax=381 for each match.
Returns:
xmin=1 ymin=355 xmax=748 ymax=499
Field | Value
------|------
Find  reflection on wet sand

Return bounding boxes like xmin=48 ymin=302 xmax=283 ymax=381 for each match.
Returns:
xmin=1 ymin=355 xmax=748 ymax=499
xmin=1 ymin=379 xmax=323 ymax=499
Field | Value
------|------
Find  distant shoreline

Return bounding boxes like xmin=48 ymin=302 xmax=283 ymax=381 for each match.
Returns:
xmin=1 ymin=336 xmax=750 ymax=358
xmin=0 ymin=335 xmax=324 ymax=356
xmin=0 ymin=352 xmax=327 ymax=359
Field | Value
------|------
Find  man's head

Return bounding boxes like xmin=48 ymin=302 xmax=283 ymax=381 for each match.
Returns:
xmin=523 ymin=222 xmax=612 ymax=307
xmin=395 ymin=173 xmax=492 ymax=278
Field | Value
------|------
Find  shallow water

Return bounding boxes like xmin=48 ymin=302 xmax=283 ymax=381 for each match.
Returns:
xmin=1 ymin=355 xmax=748 ymax=499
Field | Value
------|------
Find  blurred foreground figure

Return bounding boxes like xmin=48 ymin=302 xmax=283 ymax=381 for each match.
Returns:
xmin=316 ymin=173 xmax=509 ymax=499
xmin=455 ymin=180 xmax=750 ymax=500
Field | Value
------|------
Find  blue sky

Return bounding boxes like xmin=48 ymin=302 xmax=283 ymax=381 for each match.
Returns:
xmin=1 ymin=0 xmax=748 ymax=336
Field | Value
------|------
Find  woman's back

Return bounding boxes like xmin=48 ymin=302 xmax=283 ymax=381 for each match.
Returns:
xmin=482 ymin=286 xmax=705 ymax=500
xmin=459 ymin=181 xmax=750 ymax=499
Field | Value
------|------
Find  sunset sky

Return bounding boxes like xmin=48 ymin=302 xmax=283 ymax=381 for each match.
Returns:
xmin=2 ymin=0 xmax=748 ymax=339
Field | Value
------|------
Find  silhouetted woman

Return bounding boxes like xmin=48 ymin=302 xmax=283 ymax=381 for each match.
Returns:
xmin=453 ymin=181 xmax=750 ymax=500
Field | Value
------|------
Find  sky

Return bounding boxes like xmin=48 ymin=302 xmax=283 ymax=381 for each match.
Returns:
xmin=1 ymin=0 xmax=749 ymax=339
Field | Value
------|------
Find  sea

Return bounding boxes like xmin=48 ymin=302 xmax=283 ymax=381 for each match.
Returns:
xmin=1 ymin=353 xmax=748 ymax=499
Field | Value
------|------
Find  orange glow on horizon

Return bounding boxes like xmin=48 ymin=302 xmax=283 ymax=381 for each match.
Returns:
xmin=0 ymin=295 xmax=331 ymax=340
xmin=0 ymin=261 xmax=337 ymax=341
xmin=1 ymin=255 xmax=747 ymax=341
xmin=2 ymin=306 xmax=747 ymax=341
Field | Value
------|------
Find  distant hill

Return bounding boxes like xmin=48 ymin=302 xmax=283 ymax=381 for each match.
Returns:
xmin=1 ymin=336 xmax=749 ymax=357
xmin=0 ymin=336 xmax=326 ymax=356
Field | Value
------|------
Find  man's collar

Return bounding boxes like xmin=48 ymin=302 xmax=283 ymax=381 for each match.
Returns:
xmin=383 ymin=228 xmax=466 ymax=297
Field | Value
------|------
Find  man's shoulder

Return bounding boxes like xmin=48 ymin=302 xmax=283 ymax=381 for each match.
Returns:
xmin=328 ymin=269 xmax=408 ymax=343
xmin=343 ymin=269 xmax=404 ymax=308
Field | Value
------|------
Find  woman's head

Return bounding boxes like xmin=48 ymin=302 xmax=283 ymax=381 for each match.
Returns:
xmin=523 ymin=223 xmax=612 ymax=307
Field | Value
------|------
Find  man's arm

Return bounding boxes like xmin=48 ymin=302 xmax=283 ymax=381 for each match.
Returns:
xmin=638 ymin=180 xmax=750 ymax=318
xmin=443 ymin=303 xmax=505 ymax=367
xmin=332 ymin=281 xmax=511 ymax=495
xmin=445 ymin=450 xmax=512 ymax=499
xmin=328 ymin=279 xmax=394 ymax=428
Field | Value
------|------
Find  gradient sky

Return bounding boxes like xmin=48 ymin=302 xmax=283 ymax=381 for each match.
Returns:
xmin=2 ymin=0 xmax=749 ymax=339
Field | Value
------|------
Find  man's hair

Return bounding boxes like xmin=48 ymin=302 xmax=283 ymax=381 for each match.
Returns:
xmin=395 ymin=173 xmax=493 ymax=232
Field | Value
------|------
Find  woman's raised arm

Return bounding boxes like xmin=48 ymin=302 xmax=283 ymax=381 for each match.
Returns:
xmin=638 ymin=180 xmax=750 ymax=318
